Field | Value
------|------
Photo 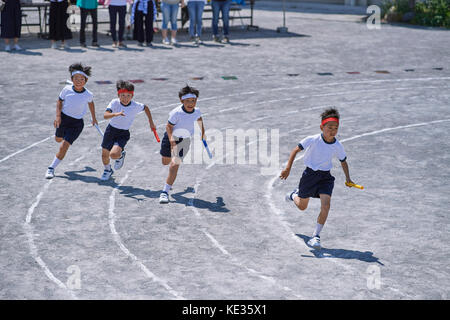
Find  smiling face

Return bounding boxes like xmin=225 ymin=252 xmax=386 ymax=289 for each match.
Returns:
xmin=71 ymin=73 xmax=87 ymax=91
xmin=118 ymin=92 xmax=133 ymax=105
xmin=181 ymin=97 xmax=197 ymax=111
xmin=320 ymin=121 xmax=339 ymax=142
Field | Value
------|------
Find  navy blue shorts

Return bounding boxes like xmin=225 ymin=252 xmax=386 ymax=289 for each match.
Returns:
xmin=298 ymin=167 xmax=335 ymax=199
xmin=55 ymin=112 xmax=84 ymax=145
xmin=160 ymin=132 xmax=191 ymax=159
xmin=101 ymin=124 xmax=130 ymax=151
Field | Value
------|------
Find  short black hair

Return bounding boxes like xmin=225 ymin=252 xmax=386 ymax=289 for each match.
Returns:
xmin=179 ymin=85 xmax=199 ymax=99
xmin=69 ymin=62 xmax=92 ymax=77
xmin=116 ymin=80 xmax=134 ymax=92
xmin=321 ymin=107 xmax=340 ymax=121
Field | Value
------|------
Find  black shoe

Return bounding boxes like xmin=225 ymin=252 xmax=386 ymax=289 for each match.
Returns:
xmin=213 ymin=35 xmax=221 ymax=43
xmin=221 ymin=37 xmax=230 ymax=44
xmin=80 ymin=42 xmax=87 ymax=48
xmin=91 ymin=42 xmax=100 ymax=47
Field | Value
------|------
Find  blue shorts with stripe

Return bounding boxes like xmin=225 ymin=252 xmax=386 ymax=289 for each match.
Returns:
xmin=101 ymin=124 xmax=130 ymax=151
xmin=298 ymin=167 xmax=335 ymax=198
xmin=55 ymin=112 xmax=84 ymax=145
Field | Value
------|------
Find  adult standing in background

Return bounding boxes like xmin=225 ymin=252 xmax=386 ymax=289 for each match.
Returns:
xmin=131 ymin=0 xmax=157 ymax=47
xmin=77 ymin=0 xmax=99 ymax=47
xmin=105 ymin=0 xmax=132 ymax=48
xmin=211 ymin=0 xmax=231 ymax=43
xmin=49 ymin=0 xmax=72 ymax=49
xmin=1 ymin=0 xmax=22 ymax=51
xmin=160 ymin=0 xmax=184 ymax=45
xmin=187 ymin=0 xmax=205 ymax=45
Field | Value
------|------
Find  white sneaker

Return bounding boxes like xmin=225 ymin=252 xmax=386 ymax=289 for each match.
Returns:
xmin=159 ymin=192 xmax=169 ymax=204
xmin=62 ymin=42 xmax=70 ymax=49
xmin=162 ymin=38 xmax=170 ymax=45
xmin=45 ymin=167 xmax=55 ymax=179
xmin=5 ymin=45 xmax=11 ymax=52
xmin=285 ymin=188 xmax=299 ymax=202
xmin=51 ymin=42 xmax=58 ymax=49
xmin=101 ymin=169 xmax=114 ymax=181
xmin=170 ymin=38 xmax=178 ymax=45
xmin=13 ymin=44 xmax=22 ymax=51
xmin=114 ymin=151 xmax=126 ymax=170
xmin=307 ymin=236 xmax=321 ymax=249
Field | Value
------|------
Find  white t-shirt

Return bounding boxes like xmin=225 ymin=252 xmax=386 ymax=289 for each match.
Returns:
xmin=59 ymin=85 xmax=94 ymax=119
xmin=299 ymin=133 xmax=347 ymax=171
xmin=106 ymin=98 xmax=145 ymax=130
xmin=168 ymin=105 xmax=202 ymax=138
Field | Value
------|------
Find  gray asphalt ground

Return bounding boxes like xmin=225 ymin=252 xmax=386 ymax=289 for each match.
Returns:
xmin=0 ymin=1 xmax=449 ymax=300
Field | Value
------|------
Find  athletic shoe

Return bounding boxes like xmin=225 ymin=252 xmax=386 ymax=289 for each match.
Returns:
xmin=45 ymin=167 xmax=55 ymax=179
xmin=61 ymin=42 xmax=70 ymax=49
xmin=112 ymin=42 xmax=118 ymax=48
xmin=100 ymin=168 xmax=114 ymax=181
xmin=159 ymin=191 xmax=169 ymax=204
xmin=307 ymin=236 xmax=321 ymax=249
xmin=51 ymin=42 xmax=58 ymax=49
xmin=118 ymin=42 xmax=127 ymax=48
xmin=213 ymin=35 xmax=220 ymax=43
xmin=170 ymin=38 xmax=178 ymax=45
xmin=13 ymin=44 xmax=22 ymax=50
xmin=80 ymin=42 xmax=87 ymax=48
xmin=144 ymin=42 xmax=153 ymax=47
xmin=114 ymin=151 xmax=126 ymax=170
xmin=162 ymin=38 xmax=170 ymax=45
xmin=221 ymin=37 xmax=230 ymax=44
xmin=5 ymin=45 xmax=11 ymax=52
xmin=285 ymin=188 xmax=299 ymax=202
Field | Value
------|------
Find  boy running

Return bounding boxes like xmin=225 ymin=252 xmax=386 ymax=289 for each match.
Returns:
xmin=100 ymin=80 xmax=157 ymax=180
xmin=159 ymin=85 xmax=206 ymax=203
xmin=280 ymin=108 xmax=355 ymax=249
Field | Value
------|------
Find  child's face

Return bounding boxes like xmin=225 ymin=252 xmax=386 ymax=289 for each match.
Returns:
xmin=181 ymin=97 xmax=197 ymax=110
xmin=118 ymin=92 xmax=133 ymax=105
xmin=72 ymin=74 xmax=87 ymax=90
xmin=321 ymin=121 xmax=339 ymax=139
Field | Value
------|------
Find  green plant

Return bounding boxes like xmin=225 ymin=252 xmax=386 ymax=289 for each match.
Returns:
xmin=413 ymin=0 xmax=450 ymax=27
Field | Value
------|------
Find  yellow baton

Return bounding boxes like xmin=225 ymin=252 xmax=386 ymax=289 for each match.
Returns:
xmin=345 ymin=182 xmax=364 ymax=190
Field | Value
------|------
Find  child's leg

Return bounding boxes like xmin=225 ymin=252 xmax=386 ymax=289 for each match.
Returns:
xmin=294 ymin=196 xmax=309 ymax=211
xmin=110 ymin=145 xmax=123 ymax=160
xmin=166 ymin=160 xmax=180 ymax=186
xmin=56 ymin=140 xmax=71 ymax=160
xmin=162 ymin=156 xmax=171 ymax=165
xmin=102 ymin=148 xmax=111 ymax=166
xmin=317 ymin=194 xmax=331 ymax=225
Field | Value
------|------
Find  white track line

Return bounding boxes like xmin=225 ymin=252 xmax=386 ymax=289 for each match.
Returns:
xmin=108 ymin=163 xmax=185 ymax=300
xmin=2 ymin=76 xmax=449 ymax=164
xmin=266 ymin=119 xmax=450 ymax=298
xmin=24 ymin=179 xmax=78 ymax=299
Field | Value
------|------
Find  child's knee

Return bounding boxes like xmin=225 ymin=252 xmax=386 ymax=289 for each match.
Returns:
xmin=162 ymin=157 xmax=171 ymax=165
xmin=55 ymin=136 xmax=63 ymax=143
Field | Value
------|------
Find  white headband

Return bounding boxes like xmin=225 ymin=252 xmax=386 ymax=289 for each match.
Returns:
xmin=71 ymin=70 xmax=89 ymax=78
xmin=181 ymin=93 xmax=197 ymax=100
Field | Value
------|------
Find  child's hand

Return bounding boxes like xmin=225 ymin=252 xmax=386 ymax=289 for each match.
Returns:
xmin=280 ymin=168 xmax=290 ymax=180
xmin=345 ymin=179 xmax=354 ymax=187
xmin=54 ymin=115 xmax=61 ymax=128
xmin=150 ymin=123 xmax=156 ymax=131
xmin=201 ymin=134 xmax=207 ymax=141
xmin=115 ymin=111 xmax=125 ymax=117
xmin=91 ymin=118 xmax=98 ymax=126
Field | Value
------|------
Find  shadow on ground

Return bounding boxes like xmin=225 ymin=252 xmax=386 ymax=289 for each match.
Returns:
xmin=171 ymin=187 xmax=230 ymax=213
xmin=296 ymin=234 xmax=384 ymax=265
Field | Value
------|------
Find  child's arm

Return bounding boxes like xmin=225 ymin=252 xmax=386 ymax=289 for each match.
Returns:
xmin=166 ymin=122 xmax=176 ymax=149
xmin=197 ymin=117 xmax=206 ymax=140
xmin=104 ymin=109 xmax=125 ymax=119
xmin=54 ymin=99 xmax=63 ymax=128
xmin=340 ymin=160 xmax=354 ymax=186
xmin=143 ymin=105 xmax=156 ymax=130
xmin=88 ymin=101 xmax=98 ymax=125
xmin=280 ymin=146 xmax=302 ymax=180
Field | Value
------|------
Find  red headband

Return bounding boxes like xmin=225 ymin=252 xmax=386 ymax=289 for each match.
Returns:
xmin=118 ymin=89 xmax=134 ymax=95
xmin=321 ymin=117 xmax=339 ymax=126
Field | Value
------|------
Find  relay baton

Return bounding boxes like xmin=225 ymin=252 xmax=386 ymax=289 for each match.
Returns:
xmin=202 ymin=139 xmax=213 ymax=159
xmin=345 ymin=182 xmax=364 ymax=190
xmin=94 ymin=123 xmax=104 ymax=137
xmin=152 ymin=128 xmax=160 ymax=142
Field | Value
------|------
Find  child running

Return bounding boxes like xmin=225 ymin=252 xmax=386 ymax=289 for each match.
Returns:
xmin=280 ymin=108 xmax=355 ymax=249
xmin=100 ymin=80 xmax=157 ymax=180
xmin=45 ymin=63 xmax=98 ymax=179
xmin=159 ymin=85 xmax=206 ymax=204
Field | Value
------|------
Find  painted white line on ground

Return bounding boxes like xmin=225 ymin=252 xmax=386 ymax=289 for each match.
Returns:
xmin=266 ymin=118 xmax=450 ymax=298
xmin=108 ymin=164 xmax=185 ymax=300
xmin=24 ymin=179 xmax=78 ymax=300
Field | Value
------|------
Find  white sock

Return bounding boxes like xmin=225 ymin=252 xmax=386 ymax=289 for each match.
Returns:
xmin=105 ymin=164 xmax=111 ymax=171
xmin=163 ymin=183 xmax=172 ymax=193
xmin=50 ymin=156 xmax=61 ymax=169
xmin=313 ymin=223 xmax=323 ymax=237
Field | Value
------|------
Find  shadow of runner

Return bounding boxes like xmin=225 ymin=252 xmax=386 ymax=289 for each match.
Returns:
xmin=171 ymin=187 xmax=230 ymax=213
xmin=61 ymin=166 xmax=160 ymax=201
xmin=296 ymin=234 xmax=384 ymax=266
